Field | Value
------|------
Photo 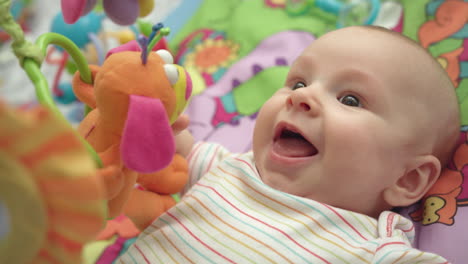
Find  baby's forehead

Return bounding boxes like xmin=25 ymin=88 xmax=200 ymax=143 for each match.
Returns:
xmin=320 ymin=28 xmax=439 ymax=78
xmin=299 ymin=28 xmax=424 ymax=77
xmin=319 ymin=27 xmax=421 ymax=54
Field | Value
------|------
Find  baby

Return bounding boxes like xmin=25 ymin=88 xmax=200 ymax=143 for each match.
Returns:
xmin=118 ymin=26 xmax=460 ymax=263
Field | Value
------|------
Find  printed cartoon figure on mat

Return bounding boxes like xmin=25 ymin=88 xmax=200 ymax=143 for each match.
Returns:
xmin=118 ymin=26 xmax=460 ymax=263
xmin=410 ymin=132 xmax=468 ymax=225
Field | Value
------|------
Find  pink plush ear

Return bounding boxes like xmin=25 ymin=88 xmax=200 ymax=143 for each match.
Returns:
xmin=106 ymin=40 xmax=140 ymax=59
xmin=121 ymin=95 xmax=175 ymax=173
xmin=106 ymin=39 xmax=170 ymax=58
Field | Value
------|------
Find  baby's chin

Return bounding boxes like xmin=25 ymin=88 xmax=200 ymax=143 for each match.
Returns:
xmin=255 ymin=165 xmax=313 ymax=197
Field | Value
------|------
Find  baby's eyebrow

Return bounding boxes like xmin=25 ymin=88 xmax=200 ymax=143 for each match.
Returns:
xmin=341 ymin=68 xmax=380 ymax=85
xmin=293 ymin=53 xmax=317 ymax=71
xmin=335 ymin=68 xmax=384 ymax=103
xmin=288 ymin=54 xmax=317 ymax=81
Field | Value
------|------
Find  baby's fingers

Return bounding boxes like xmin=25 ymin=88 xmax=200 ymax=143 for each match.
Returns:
xmin=172 ymin=114 xmax=189 ymax=135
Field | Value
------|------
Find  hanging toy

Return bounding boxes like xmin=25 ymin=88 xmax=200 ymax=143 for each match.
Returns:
xmin=49 ymin=11 xmax=104 ymax=104
xmin=61 ymin=0 xmax=155 ymax=26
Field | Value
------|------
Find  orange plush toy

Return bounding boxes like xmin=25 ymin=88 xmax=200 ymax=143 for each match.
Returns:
xmin=72 ymin=33 xmax=193 ymax=230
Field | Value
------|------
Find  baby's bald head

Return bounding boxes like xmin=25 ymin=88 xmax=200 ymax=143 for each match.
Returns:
xmin=360 ymin=26 xmax=460 ymax=167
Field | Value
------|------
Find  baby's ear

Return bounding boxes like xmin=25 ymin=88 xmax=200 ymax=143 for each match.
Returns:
xmin=383 ymin=155 xmax=441 ymax=207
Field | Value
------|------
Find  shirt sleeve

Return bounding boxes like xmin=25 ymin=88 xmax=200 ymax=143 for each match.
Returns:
xmin=181 ymin=141 xmax=233 ymax=194
xmin=373 ymin=211 xmax=450 ymax=264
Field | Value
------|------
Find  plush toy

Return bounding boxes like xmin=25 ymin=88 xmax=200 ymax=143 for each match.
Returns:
xmin=0 ymin=102 xmax=108 ymax=264
xmin=72 ymin=32 xmax=192 ymax=230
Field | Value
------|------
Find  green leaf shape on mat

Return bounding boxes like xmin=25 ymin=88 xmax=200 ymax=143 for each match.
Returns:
xmin=457 ymin=78 xmax=468 ymax=126
xmin=399 ymin=0 xmax=432 ymax=41
xmin=428 ymin=39 xmax=463 ymax=58
xmin=233 ymin=66 xmax=289 ymax=116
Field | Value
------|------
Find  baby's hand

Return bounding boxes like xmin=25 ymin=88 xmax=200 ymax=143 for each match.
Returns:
xmin=172 ymin=114 xmax=190 ymax=135
xmin=172 ymin=114 xmax=194 ymax=157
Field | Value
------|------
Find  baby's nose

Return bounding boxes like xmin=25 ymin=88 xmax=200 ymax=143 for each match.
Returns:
xmin=287 ymin=98 xmax=310 ymax=111
xmin=286 ymin=92 xmax=320 ymax=116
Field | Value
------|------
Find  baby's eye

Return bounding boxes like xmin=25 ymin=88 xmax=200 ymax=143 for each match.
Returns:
xmin=339 ymin=94 xmax=361 ymax=107
xmin=292 ymin=81 xmax=306 ymax=90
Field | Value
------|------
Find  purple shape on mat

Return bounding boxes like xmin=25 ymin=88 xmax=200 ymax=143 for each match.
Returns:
xmin=400 ymin=205 xmax=468 ymax=264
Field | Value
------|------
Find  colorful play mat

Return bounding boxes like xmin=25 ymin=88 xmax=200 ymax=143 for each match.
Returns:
xmin=1 ymin=0 xmax=467 ymax=263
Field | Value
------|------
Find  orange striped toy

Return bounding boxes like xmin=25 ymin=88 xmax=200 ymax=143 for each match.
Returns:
xmin=0 ymin=103 xmax=107 ymax=264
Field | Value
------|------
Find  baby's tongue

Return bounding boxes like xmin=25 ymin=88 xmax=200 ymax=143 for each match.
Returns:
xmin=273 ymin=136 xmax=317 ymax=157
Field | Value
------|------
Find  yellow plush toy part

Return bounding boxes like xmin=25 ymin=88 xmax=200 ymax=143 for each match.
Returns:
xmin=0 ymin=103 xmax=107 ymax=264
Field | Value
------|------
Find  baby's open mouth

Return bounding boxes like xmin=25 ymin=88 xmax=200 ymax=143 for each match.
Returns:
xmin=273 ymin=124 xmax=318 ymax=158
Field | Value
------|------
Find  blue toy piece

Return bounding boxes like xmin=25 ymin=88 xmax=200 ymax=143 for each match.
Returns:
xmin=10 ymin=0 xmax=30 ymax=19
xmin=0 ymin=0 xmax=33 ymax=44
xmin=51 ymin=11 xmax=103 ymax=49
xmin=54 ymin=83 xmax=77 ymax=104
xmin=316 ymin=0 xmax=342 ymax=14
xmin=49 ymin=11 xmax=104 ymax=105
xmin=285 ymin=0 xmax=380 ymax=28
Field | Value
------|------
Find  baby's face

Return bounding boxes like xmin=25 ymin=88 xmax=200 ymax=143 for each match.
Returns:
xmin=253 ymin=27 xmax=429 ymax=216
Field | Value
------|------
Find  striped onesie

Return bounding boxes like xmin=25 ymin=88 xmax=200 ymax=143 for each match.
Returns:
xmin=118 ymin=142 xmax=449 ymax=264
